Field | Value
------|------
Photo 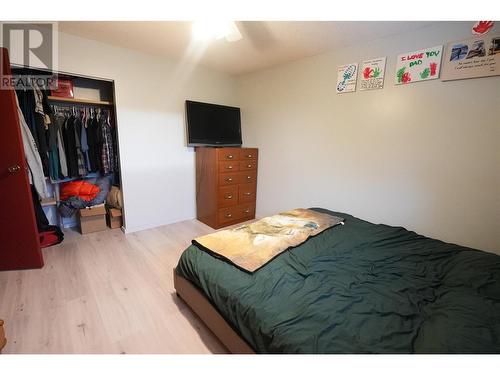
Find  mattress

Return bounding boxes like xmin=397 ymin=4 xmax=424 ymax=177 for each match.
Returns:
xmin=176 ymin=208 xmax=500 ymax=353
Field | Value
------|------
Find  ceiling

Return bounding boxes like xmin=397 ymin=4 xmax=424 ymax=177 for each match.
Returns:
xmin=59 ymin=21 xmax=436 ymax=75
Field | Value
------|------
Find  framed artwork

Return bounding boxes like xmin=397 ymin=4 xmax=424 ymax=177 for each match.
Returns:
xmin=360 ymin=57 xmax=386 ymax=90
xmin=441 ymin=34 xmax=500 ymax=81
xmin=395 ymin=45 xmax=443 ymax=85
xmin=336 ymin=63 xmax=358 ymax=93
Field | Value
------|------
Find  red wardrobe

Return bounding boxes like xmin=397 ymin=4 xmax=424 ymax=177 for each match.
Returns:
xmin=0 ymin=47 xmax=44 ymax=270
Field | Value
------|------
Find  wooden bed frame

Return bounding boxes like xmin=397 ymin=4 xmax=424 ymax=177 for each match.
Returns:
xmin=173 ymin=269 xmax=255 ymax=354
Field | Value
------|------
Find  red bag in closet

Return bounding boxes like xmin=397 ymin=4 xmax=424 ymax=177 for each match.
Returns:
xmin=60 ymin=180 xmax=100 ymax=202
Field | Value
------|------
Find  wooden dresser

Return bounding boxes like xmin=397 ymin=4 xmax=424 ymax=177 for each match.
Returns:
xmin=196 ymin=147 xmax=258 ymax=229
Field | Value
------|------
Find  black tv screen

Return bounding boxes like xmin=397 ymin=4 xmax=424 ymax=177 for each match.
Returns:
xmin=186 ymin=100 xmax=242 ymax=147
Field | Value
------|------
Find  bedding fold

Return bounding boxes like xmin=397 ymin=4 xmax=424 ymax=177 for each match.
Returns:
xmin=193 ymin=208 xmax=344 ymax=272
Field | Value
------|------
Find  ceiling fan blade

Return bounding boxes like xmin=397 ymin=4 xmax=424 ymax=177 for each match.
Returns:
xmin=225 ymin=22 xmax=243 ymax=42
xmin=237 ymin=21 xmax=276 ymax=50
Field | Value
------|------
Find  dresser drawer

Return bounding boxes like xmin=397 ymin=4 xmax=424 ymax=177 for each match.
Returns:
xmin=217 ymin=204 xmax=255 ymax=225
xmin=240 ymin=203 xmax=256 ymax=219
xmin=218 ymin=186 xmax=238 ymax=208
xmin=240 ymin=148 xmax=258 ymax=161
xmin=218 ymin=206 xmax=243 ymax=225
xmin=239 ymin=171 xmax=257 ymax=184
xmin=239 ymin=183 xmax=256 ymax=203
xmin=218 ymin=148 xmax=240 ymax=161
xmin=239 ymin=160 xmax=257 ymax=171
xmin=219 ymin=160 xmax=239 ymax=172
xmin=218 ymin=172 xmax=239 ymax=186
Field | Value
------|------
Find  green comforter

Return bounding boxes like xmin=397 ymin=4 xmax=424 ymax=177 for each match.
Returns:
xmin=176 ymin=208 xmax=500 ymax=353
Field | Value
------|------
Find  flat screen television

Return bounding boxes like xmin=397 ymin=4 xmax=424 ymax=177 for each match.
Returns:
xmin=186 ymin=100 xmax=242 ymax=147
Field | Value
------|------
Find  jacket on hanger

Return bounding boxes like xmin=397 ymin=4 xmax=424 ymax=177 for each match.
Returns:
xmin=54 ymin=114 xmax=68 ymax=178
xmin=62 ymin=115 xmax=79 ymax=178
xmin=100 ymin=113 xmax=114 ymax=174
xmin=16 ymin=89 xmax=37 ymax=140
xmin=47 ymin=115 xmax=60 ymax=181
xmin=87 ymin=116 xmax=101 ymax=172
xmin=15 ymin=95 xmax=47 ymax=199
xmin=80 ymin=114 xmax=91 ymax=171
xmin=73 ymin=116 xmax=87 ymax=177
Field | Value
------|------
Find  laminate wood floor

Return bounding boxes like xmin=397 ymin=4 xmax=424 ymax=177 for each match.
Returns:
xmin=0 ymin=220 xmax=229 ymax=354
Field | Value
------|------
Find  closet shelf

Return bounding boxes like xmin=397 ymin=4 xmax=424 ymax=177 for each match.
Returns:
xmin=47 ymin=96 xmax=113 ymax=106
xmin=41 ymin=197 xmax=57 ymax=207
xmin=49 ymin=172 xmax=100 ymax=184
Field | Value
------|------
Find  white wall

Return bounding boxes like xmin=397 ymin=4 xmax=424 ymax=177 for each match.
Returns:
xmin=4 ymin=22 xmax=498 ymax=253
xmin=237 ymin=22 xmax=500 ymax=253
xmin=6 ymin=30 xmax=237 ymax=232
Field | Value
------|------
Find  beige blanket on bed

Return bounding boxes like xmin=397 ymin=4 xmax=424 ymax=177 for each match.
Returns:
xmin=193 ymin=209 xmax=344 ymax=272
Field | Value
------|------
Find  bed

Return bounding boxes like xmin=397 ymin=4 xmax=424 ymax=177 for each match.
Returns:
xmin=174 ymin=208 xmax=500 ymax=353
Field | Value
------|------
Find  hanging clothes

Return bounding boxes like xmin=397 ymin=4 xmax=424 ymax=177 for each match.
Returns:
xmin=29 ymin=84 xmax=49 ymax=177
xmin=40 ymin=103 xmax=117 ymax=181
xmin=47 ymin=114 xmax=60 ymax=181
xmin=16 ymin=89 xmax=38 ymax=140
xmin=87 ymin=114 xmax=101 ymax=172
xmin=15 ymin=95 xmax=48 ymax=199
xmin=73 ymin=115 xmax=87 ymax=177
xmin=80 ymin=111 xmax=91 ymax=171
xmin=100 ymin=111 xmax=114 ymax=174
xmin=31 ymin=83 xmax=54 ymax=177
xmin=12 ymin=66 xmax=118 ymax=191
xmin=34 ymin=111 xmax=49 ymax=176
xmin=110 ymin=111 xmax=120 ymax=185
xmin=62 ymin=115 xmax=79 ymax=178
xmin=53 ymin=114 xmax=68 ymax=178
xmin=33 ymin=85 xmax=45 ymax=116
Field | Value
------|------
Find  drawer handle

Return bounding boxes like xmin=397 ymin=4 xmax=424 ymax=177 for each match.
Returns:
xmin=246 ymin=176 xmax=252 ymax=180
xmin=227 ymin=165 xmax=233 ymax=169
xmin=247 ymin=164 xmax=252 ymax=168
xmin=244 ymin=192 xmax=252 ymax=196
xmin=225 ymin=213 xmax=232 ymax=218
xmin=247 ymin=155 xmax=252 ymax=158
xmin=226 ymin=177 xmax=233 ymax=182
xmin=225 ymin=194 xmax=233 ymax=199
xmin=227 ymin=155 xmax=234 ymax=159
xmin=243 ymin=209 xmax=250 ymax=214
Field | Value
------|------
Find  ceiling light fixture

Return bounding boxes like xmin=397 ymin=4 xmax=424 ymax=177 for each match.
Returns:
xmin=192 ymin=21 xmax=242 ymax=42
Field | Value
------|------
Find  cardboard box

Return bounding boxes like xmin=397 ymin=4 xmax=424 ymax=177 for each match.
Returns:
xmin=79 ymin=204 xmax=107 ymax=234
xmin=106 ymin=208 xmax=123 ymax=229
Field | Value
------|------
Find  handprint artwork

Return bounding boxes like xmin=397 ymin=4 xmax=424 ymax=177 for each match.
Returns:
xmin=419 ymin=68 xmax=430 ymax=79
xmin=363 ymin=67 xmax=373 ymax=79
xmin=359 ymin=57 xmax=386 ymax=90
xmin=472 ymin=21 xmax=494 ymax=36
xmin=395 ymin=46 xmax=442 ymax=84
xmin=363 ymin=67 xmax=381 ymax=79
xmin=430 ymin=62 xmax=437 ymax=76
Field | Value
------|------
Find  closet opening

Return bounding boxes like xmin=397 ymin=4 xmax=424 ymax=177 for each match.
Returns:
xmin=12 ymin=64 xmax=125 ymax=237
